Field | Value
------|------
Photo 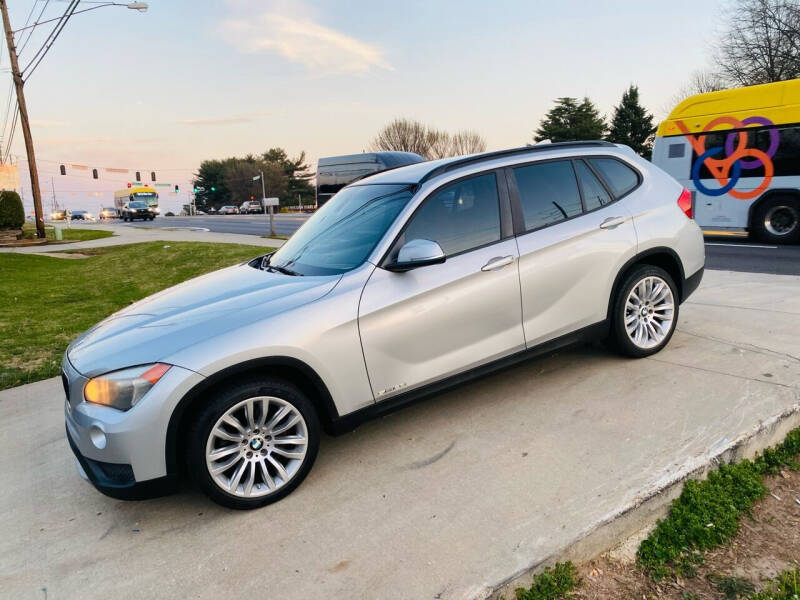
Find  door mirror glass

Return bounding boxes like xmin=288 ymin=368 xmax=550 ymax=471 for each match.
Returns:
xmin=386 ymin=239 xmax=445 ymax=272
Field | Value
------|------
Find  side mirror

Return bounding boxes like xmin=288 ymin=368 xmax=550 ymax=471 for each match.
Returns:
xmin=385 ymin=239 xmax=446 ymax=272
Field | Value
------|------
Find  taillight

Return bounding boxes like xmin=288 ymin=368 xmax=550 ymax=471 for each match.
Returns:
xmin=677 ymin=188 xmax=693 ymax=219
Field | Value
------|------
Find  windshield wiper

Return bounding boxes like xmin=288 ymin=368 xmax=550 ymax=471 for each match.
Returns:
xmin=267 ymin=264 xmax=302 ymax=276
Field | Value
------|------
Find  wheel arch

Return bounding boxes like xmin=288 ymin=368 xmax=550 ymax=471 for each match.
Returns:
xmin=746 ymin=188 xmax=800 ymax=230
xmin=606 ymin=247 xmax=686 ymax=321
xmin=165 ymin=356 xmax=339 ymax=477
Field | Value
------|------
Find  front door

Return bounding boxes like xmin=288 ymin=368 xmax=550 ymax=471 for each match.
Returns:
xmin=358 ymin=172 xmax=525 ymax=401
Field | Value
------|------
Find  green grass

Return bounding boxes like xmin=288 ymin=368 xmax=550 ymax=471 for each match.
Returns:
xmin=0 ymin=241 xmax=270 ymax=390
xmin=637 ymin=428 xmax=800 ymax=579
xmin=20 ymin=223 xmax=114 ymax=242
xmin=749 ymin=568 xmax=800 ymax=599
xmin=514 ymin=562 xmax=579 ymax=600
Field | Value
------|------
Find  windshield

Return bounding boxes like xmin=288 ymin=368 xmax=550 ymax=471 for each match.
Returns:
xmin=269 ymin=184 xmax=414 ymax=276
xmin=134 ymin=193 xmax=158 ymax=206
xmin=129 ymin=201 xmax=147 ymax=209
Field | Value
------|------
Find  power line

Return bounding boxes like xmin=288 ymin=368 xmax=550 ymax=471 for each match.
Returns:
xmin=17 ymin=0 xmax=50 ymax=56
xmin=3 ymin=100 xmax=18 ymax=163
xmin=21 ymin=0 xmax=77 ymax=80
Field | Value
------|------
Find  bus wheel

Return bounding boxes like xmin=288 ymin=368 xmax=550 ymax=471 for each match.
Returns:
xmin=752 ymin=196 xmax=800 ymax=244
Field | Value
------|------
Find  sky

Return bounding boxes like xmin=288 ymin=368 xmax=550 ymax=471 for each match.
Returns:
xmin=2 ymin=0 xmax=724 ymax=215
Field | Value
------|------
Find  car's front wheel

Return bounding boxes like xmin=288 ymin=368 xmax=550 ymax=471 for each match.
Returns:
xmin=187 ymin=377 xmax=320 ymax=509
xmin=611 ymin=265 xmax=678 ymax=358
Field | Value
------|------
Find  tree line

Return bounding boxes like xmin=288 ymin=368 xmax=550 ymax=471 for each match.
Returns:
xmin=193 ymin=148 xmax=314 ymax=211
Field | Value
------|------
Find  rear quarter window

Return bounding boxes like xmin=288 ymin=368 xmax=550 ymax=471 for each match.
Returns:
xmin=587 ymin=157 xmax=640 ymax=197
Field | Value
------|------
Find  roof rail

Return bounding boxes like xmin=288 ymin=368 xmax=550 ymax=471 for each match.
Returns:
xmin=419 ymin=141 xmax=615 ymax=183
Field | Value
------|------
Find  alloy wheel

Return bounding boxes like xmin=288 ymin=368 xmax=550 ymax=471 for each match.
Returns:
xmin=764 ymin=205 xmax=799 ymax=237
xmin=624 ymin=275 xmax=675 ymax=350
xmin=205 ymin=396 xmax=309 ymax=498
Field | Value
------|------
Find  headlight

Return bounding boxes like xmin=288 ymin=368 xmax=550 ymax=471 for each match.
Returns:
xmin=84 ymin=363 xmax=171 ymax=411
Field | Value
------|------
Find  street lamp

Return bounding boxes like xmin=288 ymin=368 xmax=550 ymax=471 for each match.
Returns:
xmin=253 ymin=173 xmax=275 ymax=237
xmin=0 ymin=0 xmax=147 ymax=238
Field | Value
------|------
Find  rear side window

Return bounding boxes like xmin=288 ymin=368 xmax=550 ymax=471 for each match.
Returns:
xmin=574 ymin=160 xmax=612 ymax=211
xmin=513 ymin=160 xmax=582 ymax=231
xmin=587 ymin=157 xmax=639 ymax=197
xmin=404 ymin=172 xmax=501 ymax=256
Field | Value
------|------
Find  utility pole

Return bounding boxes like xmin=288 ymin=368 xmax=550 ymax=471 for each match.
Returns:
xmin=256 ymin=171 xmax=275 ymax=237
xmin=0 ymin=0 xmax=45 ymax=238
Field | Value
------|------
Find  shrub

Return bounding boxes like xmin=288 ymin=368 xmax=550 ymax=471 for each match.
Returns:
xmin=0 ymin=190 xmax=24 ymax=229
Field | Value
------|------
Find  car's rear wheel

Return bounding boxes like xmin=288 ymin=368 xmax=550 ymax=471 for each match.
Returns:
xmin=611 ymin=265 xmax=678 ymax=358
xmin=187 ymin=377 xmax=320 ymax=509
xmin=752 ymin=196 xmax=800 ymax=244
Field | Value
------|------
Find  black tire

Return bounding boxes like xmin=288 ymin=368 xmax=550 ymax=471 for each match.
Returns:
xmin=610 ymin=265 xmax=679 ymax=358
xmin=187 ymin=377 xmax=320 ymax=510
xmin=751 ymin=196 xmax=800 ymax=244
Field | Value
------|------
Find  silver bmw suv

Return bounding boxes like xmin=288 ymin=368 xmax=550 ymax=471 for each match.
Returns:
xmin=63 ymin=142 xmax=705 ymax=509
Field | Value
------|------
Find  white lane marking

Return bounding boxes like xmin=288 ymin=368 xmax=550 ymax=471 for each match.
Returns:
xmin=705 ymin=242 xmax=777 ymax=249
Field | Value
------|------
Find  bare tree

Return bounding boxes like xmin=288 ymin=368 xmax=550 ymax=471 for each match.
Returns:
xmin=665 ymin=69 xmax=729 ymax=112
xmin=715 ymin=0 xmax=800 ymax=86
xmin=449 ymin=130 xmax=487 ymax=156
xmin=370 ymin=118 xmax=487 ymax=159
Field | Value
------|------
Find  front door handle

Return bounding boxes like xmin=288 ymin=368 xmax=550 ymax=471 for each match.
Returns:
xmin=481 ymin=255 xmax=514 ymax=271
xmin=599 ymin=216 xmax=625 ymax=229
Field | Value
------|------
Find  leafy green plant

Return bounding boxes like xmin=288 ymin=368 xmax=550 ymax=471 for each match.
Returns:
xmin=514 ymin=562 xmax=579 ymax=600
xmin=637 ymin=428 xmax=800 ymax=579
xmin=709 ymin=573 xmax=755 ymax=599
xmin=0 ymin=190 xmax=24 ymax=229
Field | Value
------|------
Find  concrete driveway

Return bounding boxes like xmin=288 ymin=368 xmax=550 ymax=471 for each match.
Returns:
xmin=2 ymin=270 xmax=799 ymax=600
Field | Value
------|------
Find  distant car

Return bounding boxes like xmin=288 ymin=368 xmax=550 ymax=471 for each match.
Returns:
xmin=219 ymin=205 xmax=239 ymax=215
xmin=50 ymin=210 xmax=67 ymax=221
xmin=196 ymin=210 xmax=207 ymax=215
xmin=121 ymin=201 xmax=155 ymax=221
xmin=165 ymin=212 xmax=175 ymax=217
xmin=99 ymin=207 xmax=117 ymax=220
xmin=242 ymin=200 xmax=263 ymax=214
xmin=71 ymin=210 xmax=92 ymax=221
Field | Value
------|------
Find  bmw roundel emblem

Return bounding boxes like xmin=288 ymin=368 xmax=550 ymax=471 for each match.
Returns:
xmin=250 ymin=438 xmax=263 ymax=451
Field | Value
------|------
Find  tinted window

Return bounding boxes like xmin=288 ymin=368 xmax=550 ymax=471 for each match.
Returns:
xmin=129 ymin=201 xmax=147 ymax=208
xmin=694 ymin=126 xmax=800 ymax=178
xmin=513 ymin=160 xmax=582 ymax=231
xmin=575 ymin=160 xmax=612 ymax=211
xmin=588 ymin=158 xmax=639 ymax=197
xmin=404 ymin=173 xmax=500 ymax=256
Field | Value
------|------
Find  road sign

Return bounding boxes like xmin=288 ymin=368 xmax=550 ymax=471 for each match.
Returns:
xmin=262 ymin=197 xmax=279 ymax=207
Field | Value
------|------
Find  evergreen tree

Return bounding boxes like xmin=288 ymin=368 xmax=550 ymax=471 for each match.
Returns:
xmin=606 ymin=85 xmax=656 ymax=159
xmin=534 ymin=97 xmax=607 ymax=143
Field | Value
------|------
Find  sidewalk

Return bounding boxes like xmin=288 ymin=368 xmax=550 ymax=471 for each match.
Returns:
xmin=1 ymin=270 xmax=799 ymax=600
xmin=0 ymin=223 xmax=286 ymax=254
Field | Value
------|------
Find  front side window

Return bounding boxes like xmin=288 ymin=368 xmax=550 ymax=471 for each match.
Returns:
xmin=574 ymin=160 xmax=612 ymax=211
xmin=588 ymin=157 xmax=639 ymax=197
xmin=269 ymin=184 xmax=413 ymax=276
xmin=513 ymin=160 xmax=582 ymax=231
xmin=402 ymin=173 xmax=501 ymax=256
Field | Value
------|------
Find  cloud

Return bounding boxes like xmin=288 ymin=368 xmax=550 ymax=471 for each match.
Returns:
xmin=176 ymin=112 xmax=270 ymax=126
xmin=221 ymin=12 xmax=393 ymax=75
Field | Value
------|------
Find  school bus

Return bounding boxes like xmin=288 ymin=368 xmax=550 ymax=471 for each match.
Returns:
xmin=652 ymin=79 xmax=800 ymax=243
xmin=113 ymin=186 xmax=159 ymax=217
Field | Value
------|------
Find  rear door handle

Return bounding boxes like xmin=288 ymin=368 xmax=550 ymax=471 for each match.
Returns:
xmin=481 ymin=255 xmax=514 ymax=271
xmin=599 ymin=216 xmax=625 ymax=229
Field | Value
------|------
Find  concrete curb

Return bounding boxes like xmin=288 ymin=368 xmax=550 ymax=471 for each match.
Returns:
xmin=489 ymin=398 xmax=800 ymax=599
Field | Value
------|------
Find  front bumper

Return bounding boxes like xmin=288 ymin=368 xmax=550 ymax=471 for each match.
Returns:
xmin=62 ymin=357 xmax=204 ymax=499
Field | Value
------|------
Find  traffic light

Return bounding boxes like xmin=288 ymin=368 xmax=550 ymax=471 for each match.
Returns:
xmin=174 ymin=184 xmax=179 ymax=194
xmin=193 ymin=187 xmax=198 ymax=193
xmin=92 ymin=169 xmax=98 ymax=179
xmin=59 ymin=164 xmax=66 ymax=175
xmin=151 ymin=172 xmax=156 ymax=182
xmin=250 ymin=195 xmax=254 ymax=201
xmin=135 ymin=171 xmax=141 ymax=182
xmin=127 ymin=183 xmax=132 ymax=188
xmin=210 ymin=186 xmax=216 ymax=192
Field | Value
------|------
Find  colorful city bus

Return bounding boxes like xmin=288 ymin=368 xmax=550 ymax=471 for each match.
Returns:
xmin=652 ymin=79 xmax=800 ymax=244
xmin=113 ymin=186 xmax=159 ymax=217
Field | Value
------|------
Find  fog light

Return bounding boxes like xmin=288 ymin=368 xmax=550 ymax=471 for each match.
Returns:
xmin=89 ymin=425 xmax=107 ymax=449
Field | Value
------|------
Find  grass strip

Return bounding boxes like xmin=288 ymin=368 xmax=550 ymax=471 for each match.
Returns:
xmin=749 ymin=568 xmax=800 ymax=599
xmin=637 ymin=427 xmax=800 ymax=579
xmin=0 ymin=241 xmax=268 ymax=390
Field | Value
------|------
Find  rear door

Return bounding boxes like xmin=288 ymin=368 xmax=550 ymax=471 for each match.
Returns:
xmin=510 ymin=157 xmax=639 ymax=346
xmin=358 ymin=171 xmax=525 ymax=401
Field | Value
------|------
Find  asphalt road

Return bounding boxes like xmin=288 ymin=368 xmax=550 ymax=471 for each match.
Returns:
xmin=109 ymin=216 xmax=800 ymax=275
xmin=123 ymin=213 xmax=311 ymax=237
xmin=704 ymin=238 xmax=800 ymax=275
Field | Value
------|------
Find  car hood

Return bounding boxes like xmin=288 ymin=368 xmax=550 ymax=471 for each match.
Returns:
xmin=67 ymin=260 xmax=341 ymax=377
